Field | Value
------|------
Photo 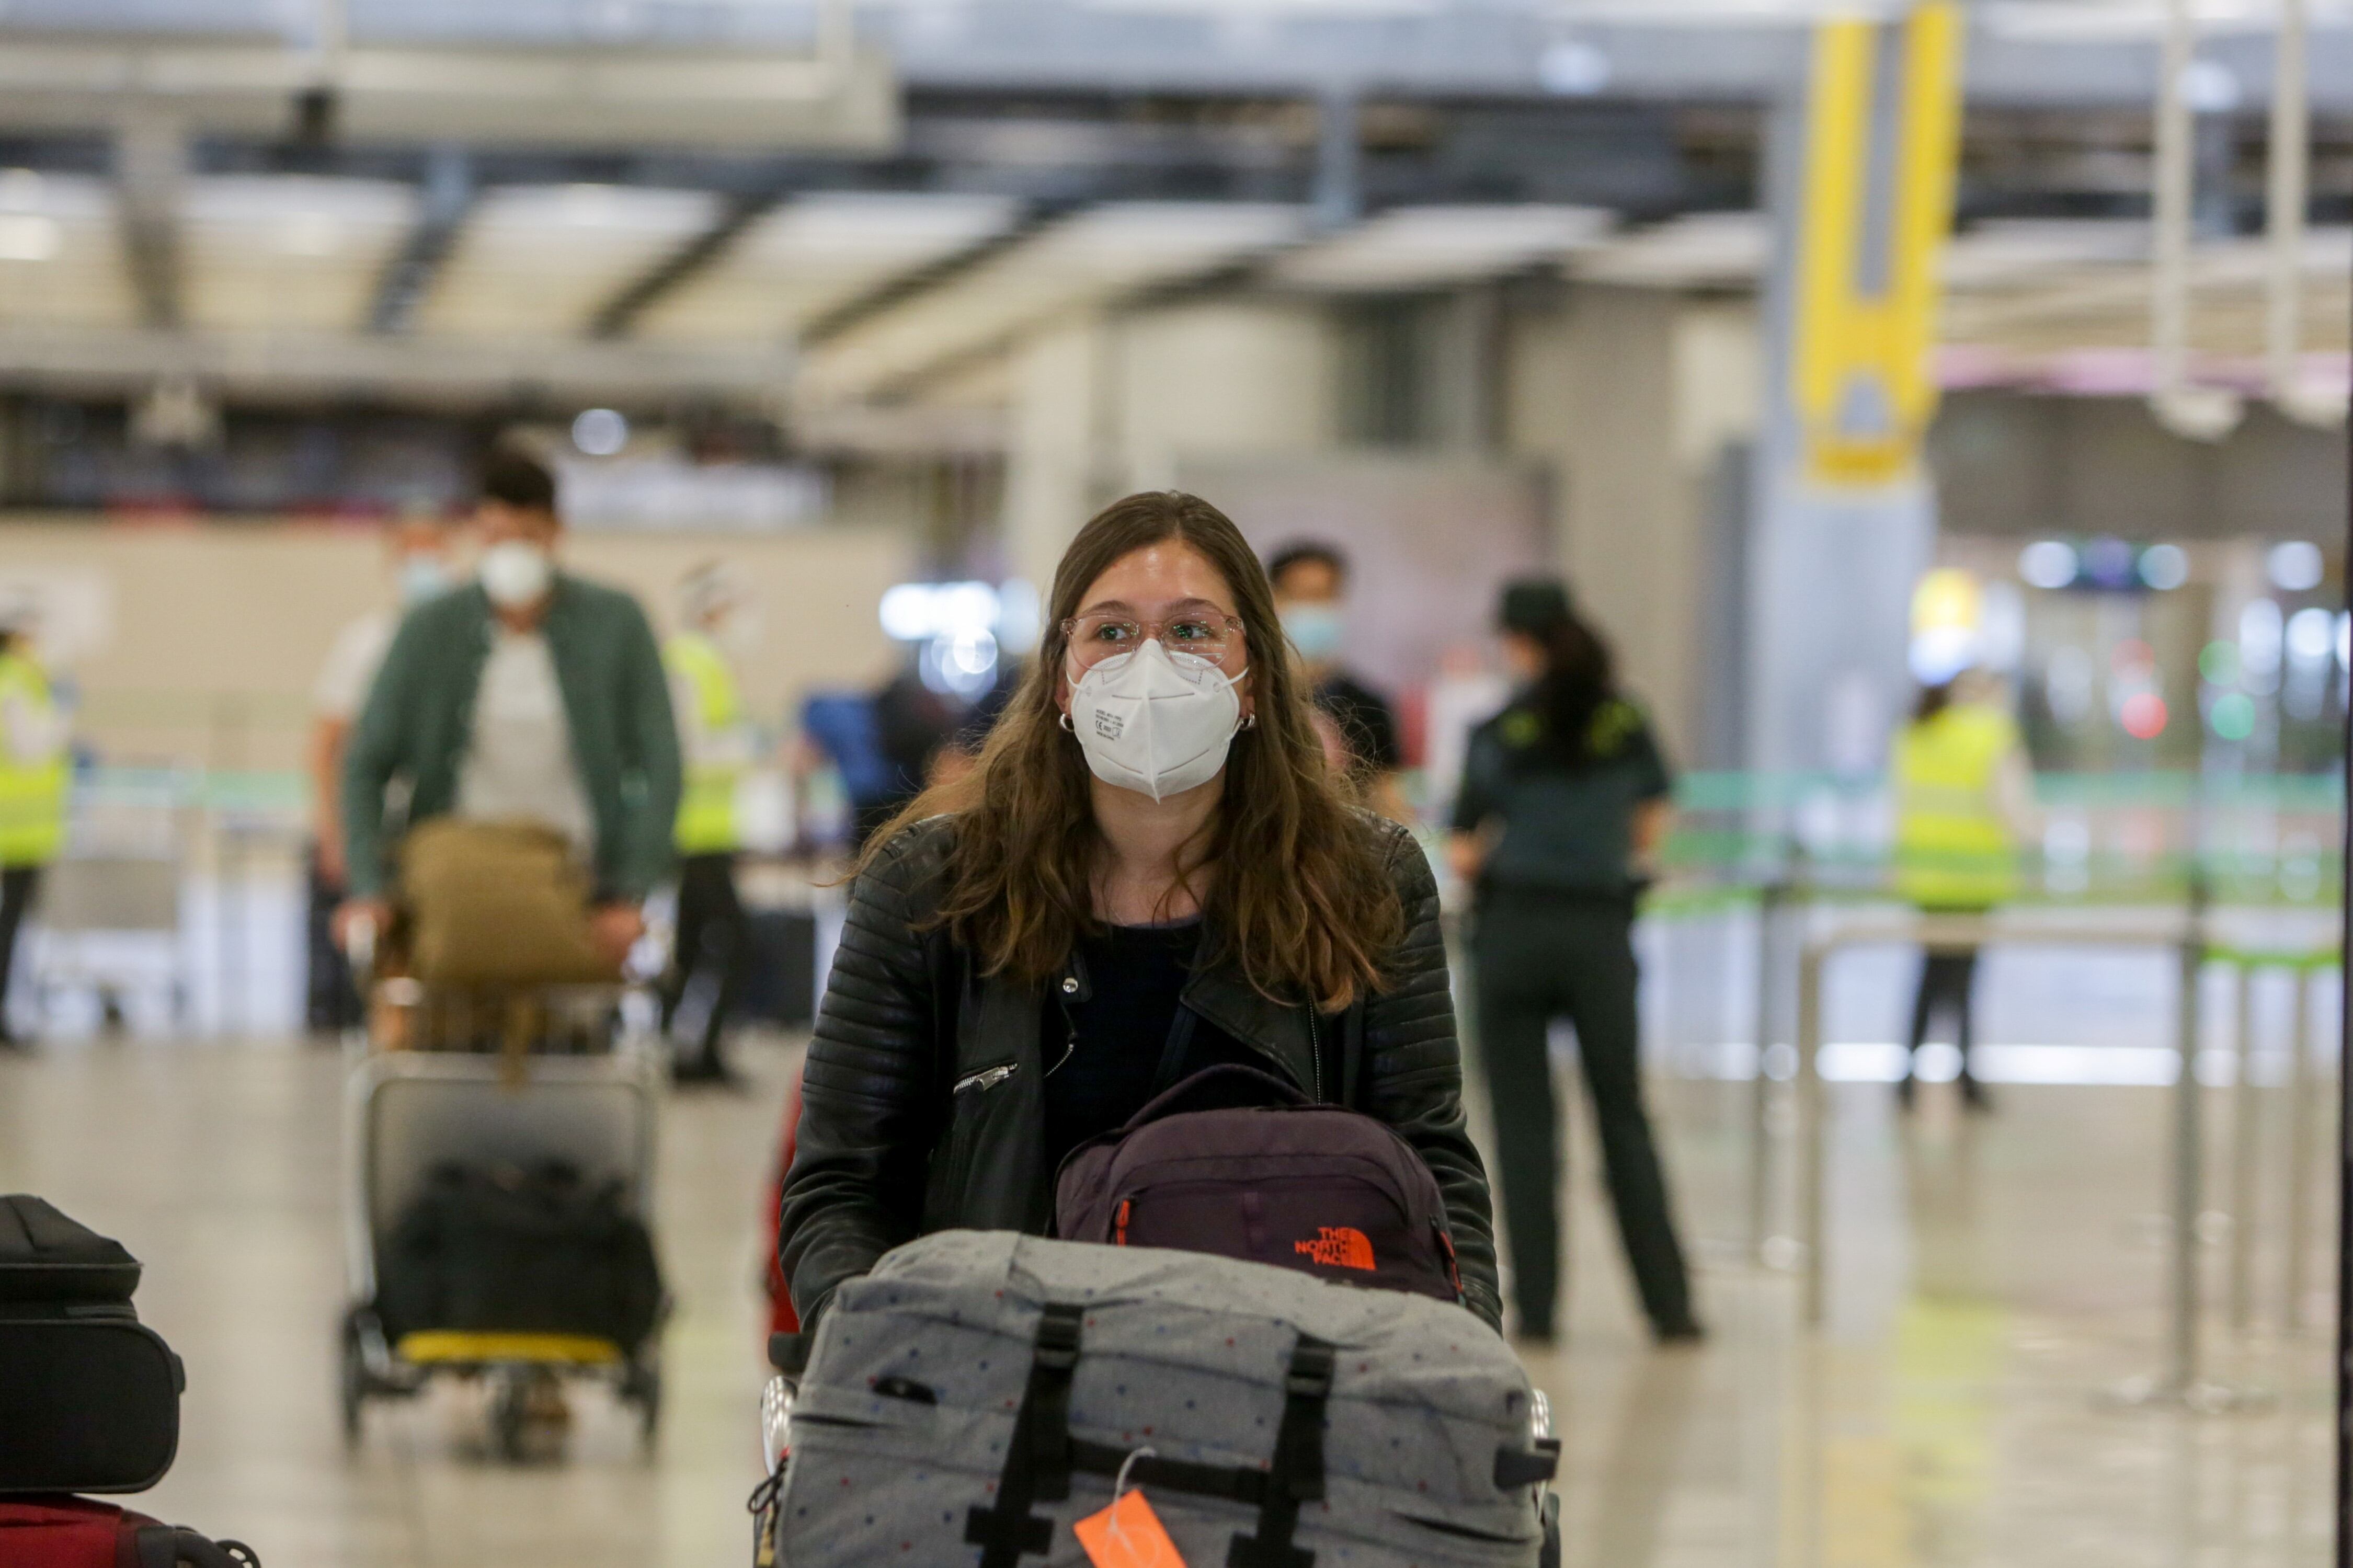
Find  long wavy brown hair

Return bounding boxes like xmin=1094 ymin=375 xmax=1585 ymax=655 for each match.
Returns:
xmin=864 ymin=491 xmax=1402 ymax=1010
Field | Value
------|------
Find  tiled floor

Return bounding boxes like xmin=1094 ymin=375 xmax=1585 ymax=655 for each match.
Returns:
xmin=0 ymin=1017 xmax=2335 ymax=1566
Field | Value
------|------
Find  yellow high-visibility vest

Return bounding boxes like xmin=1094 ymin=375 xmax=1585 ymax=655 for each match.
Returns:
xmin=1892 ymin=703 xmax=2019 ymax=911
xmin=0 ymin=651 xmax=67 ymax=868
xmin=665 ymin=631 xmax=746 ymax=855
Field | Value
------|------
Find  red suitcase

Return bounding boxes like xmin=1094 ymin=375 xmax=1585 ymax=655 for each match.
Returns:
xmin=0 ymin=1496 xmax=256 ymax=1568
xmin=760 ymin=1067 xmax=804 ymax=1338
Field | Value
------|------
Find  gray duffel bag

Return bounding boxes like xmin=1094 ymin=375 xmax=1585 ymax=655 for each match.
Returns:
xmin=770 ymin=1230 xmax=1558 ymax=1568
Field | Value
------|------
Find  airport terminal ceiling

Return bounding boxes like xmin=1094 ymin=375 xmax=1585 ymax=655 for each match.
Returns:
xmin=0 ymin=1 xmax=2344 ymax=434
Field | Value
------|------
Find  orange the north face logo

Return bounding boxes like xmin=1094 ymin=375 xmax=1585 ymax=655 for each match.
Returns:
xmin=1294 ymin=1227 xmax=1376 ymax=1272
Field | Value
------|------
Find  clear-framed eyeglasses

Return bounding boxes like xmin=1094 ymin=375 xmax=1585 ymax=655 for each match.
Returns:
xmin=1061 ymin=611 xmax=1246 ymax=673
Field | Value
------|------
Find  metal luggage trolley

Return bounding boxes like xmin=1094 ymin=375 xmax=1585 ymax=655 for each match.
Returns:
xmin=32 ymin=770 xmax=192 ymax=1033
xmin=338 ymin=976 xmax=667 ymax=1460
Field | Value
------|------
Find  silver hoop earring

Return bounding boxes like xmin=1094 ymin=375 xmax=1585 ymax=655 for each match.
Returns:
xmin=1240 ymin=713 xmax=1257 ymax=731
xmin=1059 ymin=712 xmax=1075 ymax=733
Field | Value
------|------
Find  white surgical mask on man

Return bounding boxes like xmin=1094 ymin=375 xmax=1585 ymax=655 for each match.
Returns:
xmin=478 ymin=540 xmax=553 ymax=610
xmin=1065 ymin=639 xmax=1248 ymax=803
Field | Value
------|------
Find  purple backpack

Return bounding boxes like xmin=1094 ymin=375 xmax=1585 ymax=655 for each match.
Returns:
xmin=1053 ymin=1065 xmax=1467 ymax=1304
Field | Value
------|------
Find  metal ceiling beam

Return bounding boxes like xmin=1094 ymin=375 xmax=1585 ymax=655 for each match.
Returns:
xmin=868 ymin=6 xmax=2353 ymax=112
xmin=0 ymin=35 xmax=899 ymax=152
xmin=587 ymin=189 xmax=785 ymax=340
xmin=113 ymin=111 xmax=184 ymax=330
xmin=796 ymin=202 xmax=1069 ymax=350
xmin=367 ymin=144 xmax=470 ymax=335
xmin=0 ymin=324 xmax=792 ymax=405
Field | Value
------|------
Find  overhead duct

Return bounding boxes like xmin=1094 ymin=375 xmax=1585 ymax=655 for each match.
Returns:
xmin=0 ymin=9 xmax=895 ymax=153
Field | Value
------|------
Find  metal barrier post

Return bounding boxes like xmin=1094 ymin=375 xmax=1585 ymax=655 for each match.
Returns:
xmin=1749 ymin=875 xmax=1786 ymax=1260
xmin=1795 ymin=942 xmax=1827 ymax=1327
xmin=2162 ymin=898 xmax=2210 ymax=1402
xmin=2282 ymin=965 xmax=2317 ymax=1335
xmin=2228 ymin=963 xmax=2259 ymax=1334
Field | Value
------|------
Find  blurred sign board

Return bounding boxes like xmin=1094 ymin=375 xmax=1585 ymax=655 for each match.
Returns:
xmin=1791 ymin=3 xmax=1964 ymax=488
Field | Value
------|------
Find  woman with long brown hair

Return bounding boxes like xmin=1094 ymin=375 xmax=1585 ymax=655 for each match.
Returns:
xmin=779 ymin=491 xmax=1500 ymax=1330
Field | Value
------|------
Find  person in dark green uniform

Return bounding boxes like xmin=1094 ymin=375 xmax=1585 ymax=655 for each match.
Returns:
xmin=1449 ymin=577 xmax=1701 ymax=1346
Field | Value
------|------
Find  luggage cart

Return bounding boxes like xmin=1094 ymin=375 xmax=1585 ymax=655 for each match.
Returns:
xmin=32 ymin=773 xmax=193 ymax=1033
xmin=31 ymin=853 xmax=188 ymax=1032
xmin=338 ymin=1013 xmax=667 ymax=1460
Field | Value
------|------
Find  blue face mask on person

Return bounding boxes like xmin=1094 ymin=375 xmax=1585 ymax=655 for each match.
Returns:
xmin=398 ymin=556 xmax=453 ymax=605
xmin=1281 ymin=604 xmax=1345 ymax=662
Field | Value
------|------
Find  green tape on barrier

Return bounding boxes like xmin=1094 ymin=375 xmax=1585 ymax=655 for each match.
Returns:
xmin=2200 ymin=945 xmax=2344 ymax=973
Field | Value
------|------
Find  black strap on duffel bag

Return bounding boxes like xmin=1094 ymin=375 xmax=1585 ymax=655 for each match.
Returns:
xmin=959 ymin=1302 xmax=1349 ymax=1568
xmin=0 ymin=1196 xmax=184 ymax=1496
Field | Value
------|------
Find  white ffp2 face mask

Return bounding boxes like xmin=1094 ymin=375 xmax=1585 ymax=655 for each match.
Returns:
xmin=479 ymin=540 xmax=553 ymax=609
xmin=1066 ymin=639 xmax=1247 ymax=803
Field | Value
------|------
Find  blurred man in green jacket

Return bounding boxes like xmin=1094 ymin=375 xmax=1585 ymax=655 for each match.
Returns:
xmin=336 ymin=449 xmax=681 ymax=974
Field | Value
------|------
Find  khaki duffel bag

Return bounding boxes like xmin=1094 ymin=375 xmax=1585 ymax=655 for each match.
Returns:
xmin=398 ymin=818 xmax=618 ymax=987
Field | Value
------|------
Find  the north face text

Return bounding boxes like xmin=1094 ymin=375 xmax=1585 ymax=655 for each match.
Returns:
xmin=1294 ymin=1227 xmax=1376 ymax=1271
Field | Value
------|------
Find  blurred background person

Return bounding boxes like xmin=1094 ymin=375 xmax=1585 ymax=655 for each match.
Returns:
xmin=661 ymin=562 xmax=759 ymax=1085
xmin=1449 ymin=577 xmax=1699 ymax=1346
xmin=1267 ymin=541 xmax=1410 ymax=820
xmin=336 ymin=448 xmax=680 ymax=975
xmin=801 ymin=657 xmax=966 ymax=853
xmin=305 ymin=514 xmax=455 ymax=1035
xmin=0 ymin=600 xmax=67 ymax=1052
xmin=1891 ymin=668 xmax=2033 ymax=1112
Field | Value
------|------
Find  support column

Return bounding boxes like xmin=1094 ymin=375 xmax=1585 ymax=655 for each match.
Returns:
xmin=1312 ymin=87 xmax=1361 ymax=233
xmin=114 ymin=112 xmax=185 ymax=331
xmin=1002 ymin=315 xmax=1112 ymax=598
xmin=1504 ymin=286 xmax=1760 ymax=767
xmin=1744 ymin=4 xmax=1963 ymax=782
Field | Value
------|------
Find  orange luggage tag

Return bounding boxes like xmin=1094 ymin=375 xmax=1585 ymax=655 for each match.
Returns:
xmin=1074 ymin=1449 xmax=1188 ymax=1568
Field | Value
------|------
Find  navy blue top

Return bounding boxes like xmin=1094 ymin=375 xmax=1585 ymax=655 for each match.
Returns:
xmin=1040 ymin=920 xmax=1257 ymax=1178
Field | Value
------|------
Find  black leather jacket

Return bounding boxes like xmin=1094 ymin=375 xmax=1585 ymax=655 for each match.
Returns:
xmin=779 ymin=814 xmax=1503 ymax=1331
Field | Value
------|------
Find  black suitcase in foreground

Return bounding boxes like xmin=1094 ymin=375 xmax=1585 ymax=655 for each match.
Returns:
xmin=0 ymin=1195 xmax=182 ymax=1496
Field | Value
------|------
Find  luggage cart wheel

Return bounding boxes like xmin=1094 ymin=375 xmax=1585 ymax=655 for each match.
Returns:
xmin=489 ymin=1369 xmax=531 ymax=1463
xmin=337 ymin=1313 xmax=366 ymax=1448
xmin=626 ymin=1352 xmax=663 ymax=1451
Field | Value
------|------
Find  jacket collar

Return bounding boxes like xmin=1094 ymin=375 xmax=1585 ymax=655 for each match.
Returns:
xmin=1181 ymin=963 xmax=1320 ymax=1098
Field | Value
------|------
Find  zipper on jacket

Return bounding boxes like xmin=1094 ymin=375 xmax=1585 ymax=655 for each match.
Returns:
xmin=953 ymin=1062 xmax=1018 ymax=1095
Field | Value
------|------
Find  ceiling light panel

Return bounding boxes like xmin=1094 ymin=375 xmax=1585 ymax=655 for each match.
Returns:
xmin=1270 ymin=205 xmax=1613 ymax=291
xmin=638 ymin=191 xmax=1021 ymax=345
xmin=0 ymin=169 xmax=136 ymax=329
xmin=801 ymin=201 xmax=1306 ymax=401
xmin=182 ymin=176 xmax=418 ymax=333
xmin=417 ymin=183 xmax=721 ymax=337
